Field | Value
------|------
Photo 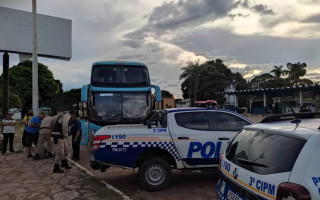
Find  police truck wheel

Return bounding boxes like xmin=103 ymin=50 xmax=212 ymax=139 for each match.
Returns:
xmin=138 ymin=157 xmax=172 ymax=191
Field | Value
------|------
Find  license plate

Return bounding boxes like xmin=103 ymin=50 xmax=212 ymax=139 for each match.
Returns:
xmin=227 ymin=189 xmax=242 ymax=200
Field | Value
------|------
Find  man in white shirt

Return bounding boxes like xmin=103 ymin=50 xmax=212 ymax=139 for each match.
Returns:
xmin=2 ymin=113 xmax=16 ymax=154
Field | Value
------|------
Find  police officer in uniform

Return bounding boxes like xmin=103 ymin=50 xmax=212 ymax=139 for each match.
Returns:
xmin=33 ymin=113 xmax=54 ymax=160
xmin=51 ymin=108 xmax=71 ymax=173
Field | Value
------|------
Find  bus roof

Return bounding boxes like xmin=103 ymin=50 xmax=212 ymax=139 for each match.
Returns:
xmin=92 ymin=61 xmax=146 ymax=67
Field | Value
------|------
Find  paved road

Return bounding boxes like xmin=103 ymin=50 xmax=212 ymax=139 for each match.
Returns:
xmin=0 ymin=121 xmax=122 ymax=200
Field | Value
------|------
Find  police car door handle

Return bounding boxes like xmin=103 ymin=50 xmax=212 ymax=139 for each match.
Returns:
xmin=178 ymin=136 xmax=189 ymax=140
xmin=218 ymin=137 xmax=230 ymax=140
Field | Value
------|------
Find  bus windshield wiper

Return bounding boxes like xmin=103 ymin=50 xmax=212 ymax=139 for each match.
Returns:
xmin=236 ymin=158 xmax=268 ymax=168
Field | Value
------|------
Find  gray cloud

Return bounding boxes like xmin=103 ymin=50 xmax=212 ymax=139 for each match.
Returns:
xmin=229 ymin=65 xmax=265 ymax=76
xmin=228 ymin=13 xmax=250 ymax=20
xmin=233 ymin=0 xmax=274 ymax=16
xmin=251 ymin=4 xmax=275 ymax=15
xmin=233 ymin=0 xmax=249 ymax=9
xmin=304 ymin=73 xmax=320 ymax=83
xmin=302 ymin=13 xmax=320 ymax=23
xmin=147 ymin=0 xmax=234 ymax=30
xmin=121 ymin=0 xmax=234 ymax=49
xmin=171 ymin=27 xmax=320 ymax=74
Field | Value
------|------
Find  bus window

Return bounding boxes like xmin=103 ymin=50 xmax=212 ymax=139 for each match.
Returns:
xmin=92 ymin=66 xmax=121 ymax=85
xmin=122 ymin=67 xmax=149 ymax=86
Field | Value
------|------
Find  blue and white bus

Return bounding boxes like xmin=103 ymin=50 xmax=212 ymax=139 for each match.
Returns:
xmin=79 ymin=61 xmax=161 ymax=145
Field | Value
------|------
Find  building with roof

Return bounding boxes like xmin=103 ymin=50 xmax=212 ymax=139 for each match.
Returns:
xmin=215 ymin=85 xmax=320 ymax=114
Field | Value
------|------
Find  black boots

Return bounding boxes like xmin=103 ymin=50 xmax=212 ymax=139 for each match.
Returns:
xmin=60 ymin=159 xmax=72 ymax=169
xmin=53 ymin=164 xmax=64 ymax=173
xmin=45 ymin=152 xmax=53 ymax=159
xmin=53 ymin=160 xmax=71 ymax=173
xmin=33 ymin=154 xmax=41 ymax=160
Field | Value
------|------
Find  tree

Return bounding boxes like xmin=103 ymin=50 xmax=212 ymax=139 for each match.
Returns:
xmin=249 ymin=62 xmax=313 ymax=89
xmin=249 ymin=73 xmax=278 ymax=88
xmin=270 ymin=65 xmax=284 ymax=80
xmin=0 ymin=88 xmax=23 ymax=116
xmin=179 ymin=61 xmax=200 ymax=102
xmin=62 ymin=88 xmax=81 ymax=110
xmin=180 ymin=59 xmax=246 ymax=105
xmin=286 ymin=62 xmax=308 ymax=85
xmin=161 ymin=90 xmax=174 ymax=98
xmin=3 ymin=60 xmax=61 ymax=113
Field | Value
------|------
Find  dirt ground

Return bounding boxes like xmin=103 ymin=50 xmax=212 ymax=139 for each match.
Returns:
xmin=78 ymin=147 xmax=219 ymax=200
xmin=78 ymin=114 xmax=264 ymax=200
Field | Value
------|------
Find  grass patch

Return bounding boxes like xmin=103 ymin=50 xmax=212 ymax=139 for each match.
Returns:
xmin=97 ymin=188 xmax=122 ymax=199
xmin=133 ymin=190 xmax=146 ymax=200
xmin=89 ymin=176 xmax=122 ymax=199
xmin=89 ymin=176 xmax=105 ymax=187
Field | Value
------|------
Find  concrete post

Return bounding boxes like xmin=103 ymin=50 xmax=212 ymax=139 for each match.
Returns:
xmin=300 ymin=90 xmax=303 ymax=111
xmin=32 ymin=0 xmax=39 ymax=115
xmin=234 ymin=95 xmax=238 ymax=112
xmin=2 ymin=52 xmax=9 ymax=117
xmin=263 ymin=92 xmax=267 ymax=114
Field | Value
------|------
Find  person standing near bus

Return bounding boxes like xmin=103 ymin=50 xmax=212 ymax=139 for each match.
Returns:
xmin=22 ymin=109 xmax=33 ymax=147
xmin=68 ymin=110 xmax=82 ymax=161
xmin=1 ymin=113 xmax=16 ymax=154
xmin=25 ymin=111 xmax=45 ymax=158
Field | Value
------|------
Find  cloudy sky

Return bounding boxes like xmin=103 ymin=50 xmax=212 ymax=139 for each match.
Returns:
xmin=1 ymin=0 xmax=320 ymax=98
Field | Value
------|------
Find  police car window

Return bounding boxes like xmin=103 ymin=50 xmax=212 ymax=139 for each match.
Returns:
xmin=225 ymin=130 xmax=306 ymax=175
xmin=211 ymin=112 xmax=250 ymax=131
xmin=175 ymin=112 xmax=209 ymax=131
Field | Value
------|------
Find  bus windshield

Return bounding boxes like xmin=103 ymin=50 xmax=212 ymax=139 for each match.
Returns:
xmin=91 ymin=65 xmax=150 ymax=87
xmin=90 ymin=91 xmax=151 ymax=124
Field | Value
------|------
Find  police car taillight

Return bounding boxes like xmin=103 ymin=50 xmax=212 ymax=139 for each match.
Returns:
xmin=218 ymin=153 xmax=223 ymax=171
xmin=276 ymin=182 xmax=311 ymax=200
xmin=93 ymin=135 xmax=111 ymax=150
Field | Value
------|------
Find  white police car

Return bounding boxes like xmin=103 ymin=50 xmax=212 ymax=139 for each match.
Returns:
xmin=217 ymin=113 xmax=320 ymax=200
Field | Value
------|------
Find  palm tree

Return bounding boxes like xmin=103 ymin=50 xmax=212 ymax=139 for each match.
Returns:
xmin=179 ymin=61 xmax=201 ymax=102
xmin=270 ymin=65 xmax=284 ymax=80
xmin=286 ymin=62 xmax=307 ymax=85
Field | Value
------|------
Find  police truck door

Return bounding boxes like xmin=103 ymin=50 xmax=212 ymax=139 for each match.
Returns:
xmin=169 ymin=111 xmax=219 ymax=168
xmin=210 ymin=111 xmax=252 ymax=156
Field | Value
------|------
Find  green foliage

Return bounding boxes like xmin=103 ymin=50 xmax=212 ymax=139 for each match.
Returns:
xmin=249 ymin=62 xmax=313 ymax=89
xmin=62 ymin=88 xmax=81 ymax=109
xmin=270 ymin=65 xmax=285 ymax=80
xmin=286 ymin=62 xmax=308 ymax=85
xmin=249 ymin=73 xmax=277 ymax=88
xmin=0 ymin=60 xmax=61 ymax=113
xmin=161 ymin=90 xmax=174 ymax=98
xmin=45 ymin=88 xmax=81 ymax=111
xmin=180 ymin=59 xmax=247 ymax=105
xmin=0 ymin=88 xmax=23 ymax=110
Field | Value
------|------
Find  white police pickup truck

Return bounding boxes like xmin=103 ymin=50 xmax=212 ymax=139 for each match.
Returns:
xmin=217 ymin=113 xmax=320 ymax=200
xmin=90 ymin=108 xmax=252 ymax=191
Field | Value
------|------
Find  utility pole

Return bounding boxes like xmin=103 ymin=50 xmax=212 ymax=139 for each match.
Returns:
xmin=32 ymin=0 xmax=39 ymax=115
xmin=2 ymin=52 xmax=9 ymax=117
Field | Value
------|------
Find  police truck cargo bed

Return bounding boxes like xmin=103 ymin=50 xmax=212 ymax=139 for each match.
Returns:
xmin=90 ymin=108 xmax=253 ymax=191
